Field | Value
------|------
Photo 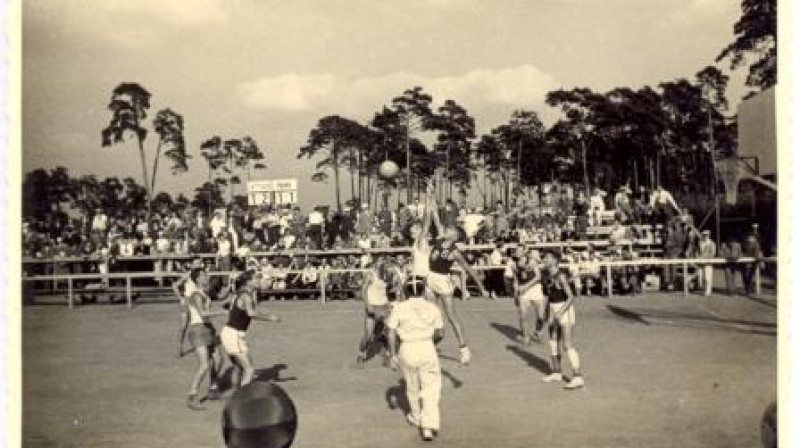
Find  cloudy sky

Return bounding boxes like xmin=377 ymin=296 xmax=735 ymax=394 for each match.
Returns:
xmin=23 ymin=0 xmax=747 ymax=209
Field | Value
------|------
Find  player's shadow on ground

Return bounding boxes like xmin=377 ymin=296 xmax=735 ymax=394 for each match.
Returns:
xmin=217 ymin=363 xmax=297 ymax=392
xmin=385 ymin=370 xmax=464 ymax=414
xmin=490 ymin=322 xmax=521 ymax=343
xmin=605 ymin=304 xmax=776 ymax=336
xmin=505 ymin=345 xmax=551 ymax=375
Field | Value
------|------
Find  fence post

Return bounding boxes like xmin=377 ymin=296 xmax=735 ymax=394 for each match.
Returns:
xmin=126 ymin=276 xmax=133 ymax=309
xmin=319 ymin=270 xmax=327 ymax=305
xmin=67 ymin=278 xmax=73 ymax=309
xmin=606 ymin=265 xmax=613 ymax=299
xmin=682 ymin=261 xmax=689 ymax=297
xmin=755 ymin=261 xmax=762 ymax=295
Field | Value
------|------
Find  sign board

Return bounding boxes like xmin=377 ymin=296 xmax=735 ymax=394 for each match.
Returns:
xmin=247 ymin=179 xmax=298 ymax=206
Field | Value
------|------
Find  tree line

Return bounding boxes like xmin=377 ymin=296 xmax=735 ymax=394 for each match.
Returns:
xmin=24 ymin=0 xmax=775 ymax=220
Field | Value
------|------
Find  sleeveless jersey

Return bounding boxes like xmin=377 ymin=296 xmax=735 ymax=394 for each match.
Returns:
xmin=542 ymin=267 xmax=568 ymax=303
xmin=411 ymin=238 xmax=431 ymax=276
xmin=227 ymin=294 xmax=252 ymax=332
xmin=365 ymin=273 xmax=389 ymax=307
xmin=517 ymin=262 xmax=539 ymax=284
xmin=429 ymin=238 xmax=456 ymax=275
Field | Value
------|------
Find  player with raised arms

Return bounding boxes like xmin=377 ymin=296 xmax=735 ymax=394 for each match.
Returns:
xmin=426 ymin=187 xmax=489 ymax=366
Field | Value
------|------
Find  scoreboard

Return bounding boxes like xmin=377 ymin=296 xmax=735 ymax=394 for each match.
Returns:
xmin=247 ymin=179 xmax=298 ymax=206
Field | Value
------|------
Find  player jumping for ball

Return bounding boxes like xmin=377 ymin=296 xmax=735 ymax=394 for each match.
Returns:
xmin=424 ymin=189 xmax=489 ymax=366
xmin=540 ymin=250 xmax=585 ymax=390
xmin=220 ymin=270 xmax=281 ymax=389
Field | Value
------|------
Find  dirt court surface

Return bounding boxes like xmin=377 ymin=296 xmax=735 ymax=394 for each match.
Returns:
xmin=23 ymin=292 xmax=776 ymax=448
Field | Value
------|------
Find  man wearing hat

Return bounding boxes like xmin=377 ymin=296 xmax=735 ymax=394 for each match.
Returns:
xmin=698 ymin=230 xmax=717 ymax=296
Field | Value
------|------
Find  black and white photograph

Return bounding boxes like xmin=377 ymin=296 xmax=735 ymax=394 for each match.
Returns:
xmin=8 ymin=0 xmax=795 ymax=447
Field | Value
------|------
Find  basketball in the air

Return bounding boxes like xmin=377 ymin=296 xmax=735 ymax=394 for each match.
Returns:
xmin=222 ymin=381 xmax=298 ymax=448
xmin=378 ymin=161 xmax=400 ymax=179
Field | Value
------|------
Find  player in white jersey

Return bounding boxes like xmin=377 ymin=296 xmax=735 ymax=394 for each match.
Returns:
xmin=387 ymin=276 xmax=444 ymax=442
xmin=176 ymin=268 xmax=228 ymax=410
xmin=357 ymin=257 xmax=394 ymax=367
xmin=515 ymin=250 xmax=546 ymax=345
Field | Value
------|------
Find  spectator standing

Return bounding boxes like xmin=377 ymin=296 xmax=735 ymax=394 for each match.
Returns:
xmin=573 ymin=191 xmax=590 ymax=240
xmin=589 ymin=188 xmax=606 ymax=226
xmin=663 ymin=220 xmax=686 ymax=290
xmin=614 ymin=186 xmax=633 ymax=224
xmin=741 ymin=228 xmax=763 ymax=295
xmin=649 ymin=185 xmax=681 ymax=225
xmin=697 ymin=230 xmax=716 ymax=296
xmin=396 ymin=203 xmax=412 ymax=243
xmin=307 ymin=207 xmax=325 ymax=249
xmin=719 ymin=235 xmax=743 ymax=294
xmin=378 ymin=203 xmax=393 ymax=237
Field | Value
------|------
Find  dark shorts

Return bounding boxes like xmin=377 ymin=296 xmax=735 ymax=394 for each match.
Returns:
xmin=366 ymin=304 xmax=391 ymax=321
xmin=188 ymin=323 xmax=218 ymax=349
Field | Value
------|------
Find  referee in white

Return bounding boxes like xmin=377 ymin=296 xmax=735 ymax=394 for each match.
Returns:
xmin=387 ymin=276 xmax=444 ymax=442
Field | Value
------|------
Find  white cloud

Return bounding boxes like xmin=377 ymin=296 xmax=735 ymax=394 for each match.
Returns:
xmin=238 ymin=65 xmax=560 ymax=119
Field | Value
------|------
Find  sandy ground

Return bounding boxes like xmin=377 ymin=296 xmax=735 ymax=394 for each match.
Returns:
xmin=23 ymin=291 xmax=776 ymax=448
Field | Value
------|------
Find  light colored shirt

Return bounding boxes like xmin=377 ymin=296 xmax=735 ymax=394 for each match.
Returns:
xmin=699 ymin=239 xmax=716 ymax=258
xmin=308 ymin=211 xmax=324 ymax=225
xmin=463 ymin=214 xmax=485 ymax=237
xmin=386 ymin=296 xmax=444 ymax=343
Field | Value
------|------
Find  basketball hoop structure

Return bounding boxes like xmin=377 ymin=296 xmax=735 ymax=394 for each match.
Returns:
xmin=715 ymin=157 xmax=777 ymax=205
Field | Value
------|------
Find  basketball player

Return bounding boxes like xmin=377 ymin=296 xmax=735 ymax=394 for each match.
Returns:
xmin=179 ymin=268 xmax=227 ymax=410
xmin=540 ymin=250 xmax=585 ymax=390
xmin=173 ymin=263 xmax=211 ymax=358
xmin=356 ymin=257 xmax=394 ymax=367
xmin=428 ymin=195 xmax=489 ymax=366
xmin=220 ymin=270 xmax=281 ymax=389
xmin=516 ymin=250 xmax=546 ymax=346
xmin=387 ymin=276 xmax=444 ymax=442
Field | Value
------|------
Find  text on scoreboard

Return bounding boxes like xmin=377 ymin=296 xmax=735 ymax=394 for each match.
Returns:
xmin=247 ymin=179 xmax=298 ymax=206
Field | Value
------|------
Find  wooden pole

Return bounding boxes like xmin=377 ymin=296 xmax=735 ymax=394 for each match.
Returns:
xmin=126 ymin=276 xmax=132 ymax=308
xmin=67 ymin=278 xmax=73 ymax=309
xmin=683 ymin=260 xmax=689 ymax=297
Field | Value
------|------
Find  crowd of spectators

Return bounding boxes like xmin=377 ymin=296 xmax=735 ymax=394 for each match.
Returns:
xmin=21 ymin=182 xmax=769 ymax=301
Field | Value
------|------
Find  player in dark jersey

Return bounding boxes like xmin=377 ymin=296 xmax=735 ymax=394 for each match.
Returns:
xmin=540 ymin=250 xmax=584 ymax=389
xmin=428 ymin=198 xmax=489 ymax=366
xmin=219 ymin=270 xmax=281 ymax=389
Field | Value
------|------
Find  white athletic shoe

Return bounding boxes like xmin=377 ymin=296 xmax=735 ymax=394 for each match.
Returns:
xmin=421 ymin=428 xmax=435 ymax=442
xmin=406 ymin=413 xmax=421 ymax=427
xmin=459 ymin=346 xmax=472 ymax=366
xmin=564 ymin=376 xmax=585 ymax=390
xmin=542 ymin=372 xmax=564 ymax=383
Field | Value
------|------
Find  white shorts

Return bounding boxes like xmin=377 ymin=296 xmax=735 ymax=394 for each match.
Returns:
xmin=426 ymin=272 xmax=455 ymax=296
xmin=520 ymin=283 xmax=544 ymax=303
xmin=549 ymin=301 xmax=576 ymax=326
xmin=220 ymin=326 xmax=248 ymax=356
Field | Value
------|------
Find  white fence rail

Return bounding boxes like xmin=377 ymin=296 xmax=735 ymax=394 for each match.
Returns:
xmin=21 ymin=257 xmax=776 ymax=309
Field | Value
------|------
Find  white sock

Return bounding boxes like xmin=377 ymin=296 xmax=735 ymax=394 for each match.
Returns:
xmin=566 ymin=347 xmax=581 ymax=374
